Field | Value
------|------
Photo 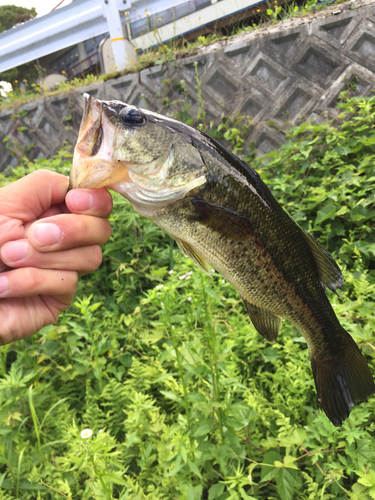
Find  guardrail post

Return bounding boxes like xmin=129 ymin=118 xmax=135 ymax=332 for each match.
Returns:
xmin=102 ymin=0 xmax=136 ymax=70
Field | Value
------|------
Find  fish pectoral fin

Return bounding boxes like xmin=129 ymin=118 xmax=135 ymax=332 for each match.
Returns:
xmin=310 ymin=329 xmax=375 ymax=427
xmin=191 ymin=198 xmax=252 ymax=241
xmin=175 ymin=238 xmax=211 ymax=276
xmin=242 ymin=298 xmax=281 ymax=343
xmin=300 ymin=228 xmax=344 ymax=295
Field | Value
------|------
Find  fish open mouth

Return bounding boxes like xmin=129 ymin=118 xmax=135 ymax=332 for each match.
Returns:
xmin=69 ymin=94 xmax=207 ymax=213
xmin=69 ymin=93 xmax=129 ymax=190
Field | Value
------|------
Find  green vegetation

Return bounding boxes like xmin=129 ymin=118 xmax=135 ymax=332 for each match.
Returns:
xmin=0 ymin=0 xmax=349 ymax=110
xmin=0 ymin=5 xmax=38 ymax=90
xmin=0 ymin=92 xmax=374 ymax=499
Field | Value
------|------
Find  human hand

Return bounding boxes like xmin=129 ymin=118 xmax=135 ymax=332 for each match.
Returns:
xmin=0 ymin=169 xmax=112 ymax=345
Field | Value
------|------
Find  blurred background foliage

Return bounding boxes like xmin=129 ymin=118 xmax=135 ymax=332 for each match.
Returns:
xmin=0 ymin=5 xmax=39 ymax=89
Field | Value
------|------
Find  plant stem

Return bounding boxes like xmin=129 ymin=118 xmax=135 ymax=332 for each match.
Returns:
xmin=28 ymin=386 xmax=43 ymax=463
xmin=200 ymin=274 xmax=224 ymax=443
xmin=89 ymin=450 xmax=112 ymax=499
xmin=163 ymin=287 xmax=194 ymax=455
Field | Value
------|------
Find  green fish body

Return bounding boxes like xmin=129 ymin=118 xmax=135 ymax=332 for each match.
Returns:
xmin=70 ymin=94 xmax=375 ymax=426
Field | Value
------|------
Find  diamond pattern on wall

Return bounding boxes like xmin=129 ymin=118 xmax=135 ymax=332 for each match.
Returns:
xmin=319 ymin=18 xmax=352 ymax=40
xmin=22 ymin=107 xmax=38 ymax=125
xmin=131 ymin=92 xmax=152 ymax=110
xmin=352 ymin=32 xmax=375 ymax=57
xmin=85 ymin=88 xmax=98 ymax=97
xmin=0 ymin=113 xmax=12 ymax=134
xmin=295 ymin=46 xmax=340 ymax=88
xmin=271 ymin=33 xmax=300 ymax=53
xmin=242 ymin=98 xmax=262 ymax=118
xmin=250 ymin=59 xmax=286 ymax=92
xmin=257 ymin=133 xmax=279 ymax=154
xmin=276 ymin=88 xmax=312 ymax=121
xmin=52 ymin=98 xmax=68 ymax=112
xmin=112 ymin=80 xmax=132 ymax=95
xmin=207 ymin=71 xmax=237 ymax=100
xmin=38 ymin=117 xmax=59 ymax=136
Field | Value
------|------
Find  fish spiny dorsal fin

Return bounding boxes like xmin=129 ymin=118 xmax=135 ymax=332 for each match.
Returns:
xmin=175 ymin=238 xmax=211 ymax=276
xmin=299 ymin=228 xmax=344 ymax=295
xmin=242 ymin=297 xmax=282 ymax=343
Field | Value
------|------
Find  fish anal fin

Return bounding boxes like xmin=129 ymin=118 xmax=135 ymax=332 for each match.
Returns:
xmin=300 ymin=228 xmax=344 ymax=294
xmin=191 ymin=198 xmax=253 ymax=241
xmin=242 ymin=298 xmax=281 ymax=343
xmin=175 ymin=238 xmax=211 ymax=276
xmin=310 ymin=331 xmax=375 ymax=426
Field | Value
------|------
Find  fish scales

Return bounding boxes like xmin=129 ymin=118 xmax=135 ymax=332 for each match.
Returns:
xmin=152 ymin=138 xmax=337 ymax=338
xmin=69 ymin=94 xmax=375 ymax=426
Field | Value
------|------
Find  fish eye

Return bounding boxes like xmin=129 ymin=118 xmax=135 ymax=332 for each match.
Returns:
xmin=119 ymin=107 xmax=146 ymax=126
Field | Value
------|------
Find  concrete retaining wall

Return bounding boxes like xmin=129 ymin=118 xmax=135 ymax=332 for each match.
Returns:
xmin=1 ymin=0 xmax=375 ymax=171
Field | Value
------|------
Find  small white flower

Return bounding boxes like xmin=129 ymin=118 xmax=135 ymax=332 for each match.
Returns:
xmin=221 ymin=280 xmax=225 ymax=284
xmin=186 ymin=276 xmax=191 ymax=280
xmin=168 ymin=270 xmax=174 ymax=274
xmin=186 ymin=271 xmax=193 ymax=275
xmin=156 ymin=284 xmax=164 ymax=290
xmin=187 ymin=297 xmax=192 ymax=301
xmin=99 ymin=429 xmax=103 ymax=433
xmin=80 ymin=429 xmax=92 ymax=439
xmin=179 ymin=274 xmax=186 ymax=280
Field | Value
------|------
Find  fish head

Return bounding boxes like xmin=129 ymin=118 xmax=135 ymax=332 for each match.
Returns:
xmin=70 ymin=93 xmax=206 ymax=215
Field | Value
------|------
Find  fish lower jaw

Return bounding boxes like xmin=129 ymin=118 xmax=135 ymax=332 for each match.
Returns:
xmin=109 ymin=174 xmax=207 ymax=214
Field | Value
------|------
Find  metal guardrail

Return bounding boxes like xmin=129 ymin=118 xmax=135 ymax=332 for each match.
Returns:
xmin=0 ymin=0 xmax=264 ymax=74
xmin=0 ymin=0 xmax=124 ymax=73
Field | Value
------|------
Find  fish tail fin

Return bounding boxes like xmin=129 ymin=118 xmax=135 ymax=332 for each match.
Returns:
xmin=310 ymin=330 xmax=374 ymax=426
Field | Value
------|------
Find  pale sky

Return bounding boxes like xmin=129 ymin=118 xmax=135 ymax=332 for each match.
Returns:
xmin=0 ymin=0 xmax=73 ymax=18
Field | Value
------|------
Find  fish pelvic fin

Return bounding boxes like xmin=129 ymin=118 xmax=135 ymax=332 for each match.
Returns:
xmin=242 ymin=298 xmax=282 ymax=343
xmin=310 ymin=331 xmax=375 ymax=426
xmin=300 ymin=228 xmax=344 ymax=295
xmin=175 ymin=238 xmax=211 ymax=276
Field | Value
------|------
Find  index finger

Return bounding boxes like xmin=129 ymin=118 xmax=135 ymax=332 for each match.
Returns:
xmin=0 ymin=170 xmax=68 ymax=221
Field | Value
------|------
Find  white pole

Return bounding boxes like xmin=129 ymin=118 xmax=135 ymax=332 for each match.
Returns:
xmin=102 ymin=0 xmax=136 ymax=71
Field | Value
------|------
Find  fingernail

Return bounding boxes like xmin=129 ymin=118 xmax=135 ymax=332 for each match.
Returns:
xmin=0 ymin=275 xmax=8 ymax=295
xmin=1 ymin=241 xmax=28 ymax=262
xmin=32 ymin=223 xmax=62 ymax=246
xmin=68 ymin=190 xmax=95 ymax=212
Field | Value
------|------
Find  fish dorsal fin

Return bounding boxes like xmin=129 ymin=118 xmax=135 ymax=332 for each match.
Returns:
xmin=299 ymin=228 xmax=344 ymax=295
xmin=175 ymin=238 xmax=211 ymax=276
xmin=242 ymin=298 xmax=281 ymax=343
xmin=191 ymin=198 xmax=252 ymax=241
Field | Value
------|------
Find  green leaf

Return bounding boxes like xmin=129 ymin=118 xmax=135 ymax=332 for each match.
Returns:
xmin=336 ymin=206 xmax=348 ymax=216
xmin=194 ymin=419 xmax=213 ymax=437
xmin=356 ymin=443 xmax=375 ymax=466
xmin=278 ymin=428 xmax=307 ymax=446
xmin=159 ymin=390 xmax=184 ymax=406
xmin=261 ymin=451 xmax=280 ymax=482
xmin=315 ymin=202 xmax=336 ymax=224
xmin=356 ymin=469 xmax=375 ymax=498
xmin=188 ymin=460 xmax=202 ymax=479
xmin=102 ymin=473 xmax=127 ymax=485
xmin=276 ymin=468 xmax=300 ymax=500
xmin=209 ymin=483 xmax=225 ymax=500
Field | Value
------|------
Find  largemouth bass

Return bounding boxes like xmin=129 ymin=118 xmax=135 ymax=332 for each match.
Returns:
xmin=70 ymin=93 xmax=374 ymax=426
